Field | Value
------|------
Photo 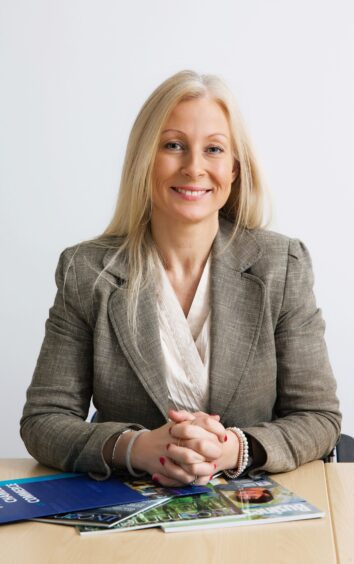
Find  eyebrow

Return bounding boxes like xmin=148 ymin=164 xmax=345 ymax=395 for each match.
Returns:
xmin=161 ymin=129 xmax=229 ymax=139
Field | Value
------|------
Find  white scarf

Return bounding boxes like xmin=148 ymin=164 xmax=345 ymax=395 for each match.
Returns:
xmin=156 ymin=257 xmax=211 ymax=413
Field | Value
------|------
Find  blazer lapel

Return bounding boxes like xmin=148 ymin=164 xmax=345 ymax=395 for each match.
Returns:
xmin=209 ymin=221 xmax=266 ymax=418
xmin=102 ymin=221 xmax=266 ymax=422
xmin=104 ymin=248 xmax=169 ymax=421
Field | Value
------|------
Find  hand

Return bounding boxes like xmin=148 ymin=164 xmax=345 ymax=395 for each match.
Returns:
xmin=169 ymin=409 xmax=226 ymax=443
xmin=168 ymin=409 xmax=240 ymax=476
xmin=128 ymin=422 xmax=214 ymax=487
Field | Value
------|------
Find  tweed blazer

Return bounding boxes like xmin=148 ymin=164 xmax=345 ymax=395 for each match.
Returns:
xmin=20 ymin=219 xmax=341 ymax=477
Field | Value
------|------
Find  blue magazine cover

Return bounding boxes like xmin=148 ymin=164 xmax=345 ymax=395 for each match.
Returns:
xmin=0 ymin=472 xmax=146 ymax=524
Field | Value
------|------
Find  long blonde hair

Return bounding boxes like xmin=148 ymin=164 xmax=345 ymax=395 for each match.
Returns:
xmin=101 ymin=70 xmax=267 ymax=337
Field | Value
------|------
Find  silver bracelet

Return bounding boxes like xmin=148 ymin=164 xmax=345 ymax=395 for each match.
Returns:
xmin=111 ymin=429 xmax=131 ymax=470
xmin=223 ymin=427 xmax=249 ymax=479
xmin=125 ymin=429 xmax=150 ymax=477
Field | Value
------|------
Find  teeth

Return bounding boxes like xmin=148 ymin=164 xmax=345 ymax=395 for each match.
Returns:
xmin=174 ymin=188 xmax=207 ymax=196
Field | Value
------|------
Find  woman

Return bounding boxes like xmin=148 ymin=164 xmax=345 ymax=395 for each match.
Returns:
xmin=20 ymin=70 xmax=341 ymax=486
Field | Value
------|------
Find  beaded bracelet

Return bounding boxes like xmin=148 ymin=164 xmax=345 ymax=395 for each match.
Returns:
xmin=125 ymin=429 xmax=150 ymax=477
xmin=223 ymin=427 xmax=249 ymax=479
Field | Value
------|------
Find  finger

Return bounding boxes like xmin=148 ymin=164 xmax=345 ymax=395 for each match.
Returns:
xmin=152 ymin=472 xmax=211 ymax=487
xmin=151 ymin=473 xmax=186 ymax=487
xmin=192 ymin=417 xmax=227 ymax=443
xmin=170 ymin=420 xmax=223 ymax=444
xmin=166 ymin=442 xmax=206 ymax=464
xmin=180 ymin=460 xmax=217 ymax=478
xmin=168 ymin=409 xmax=196 ymax=423
xmin=158 ymin=457 xmax=195 ymax=484
xmin=183 ymin=437 xmax=222 ymax=460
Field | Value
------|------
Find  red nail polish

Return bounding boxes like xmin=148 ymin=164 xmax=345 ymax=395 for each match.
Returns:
xmin=152 ymin=474 xmax=159 ymax=482
xmin=159 ymin=456 xmax=166 ymax=466
xmin=224 ymin=434 xmax=228 ymax=442
xmin=213 ymin=463 xmax=217 ymax=469
xmin=209 ymin=475 xmax=213 ymax=480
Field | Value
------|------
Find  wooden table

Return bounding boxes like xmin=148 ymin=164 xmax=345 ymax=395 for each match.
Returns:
xmin=0 ymin=458 xmax=339 ymax=564
xmin=326 ymin=463 xmax=354 ymax=564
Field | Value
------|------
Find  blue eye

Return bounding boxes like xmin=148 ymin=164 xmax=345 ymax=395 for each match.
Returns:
xmin=207 ymin=146 xmax=224 ymax=154
xmin=164 ymin=142 xmax=184 ymax=150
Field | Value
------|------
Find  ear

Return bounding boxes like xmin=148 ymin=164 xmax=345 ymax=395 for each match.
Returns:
xmin=231 ymin=159 xmax=240 ymax=183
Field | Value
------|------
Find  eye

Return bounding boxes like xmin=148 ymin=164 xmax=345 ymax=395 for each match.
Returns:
xmin=164 ymin=141 xmax=184 ymax=151
xmin=207 ymin=145 xmax=224 ymax=154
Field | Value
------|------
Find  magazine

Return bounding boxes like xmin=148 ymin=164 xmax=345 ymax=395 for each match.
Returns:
xmin=0 ymin=472 xmax=145 ymax=525
xmin=78 ymin=488 xmax=236 ymax=535
xmin=34 ymin=498 xmax=169 ymax=528
xmin=163 ymin=476 xmax=325 ymax=532
xmin=78 ymin=476 xmax=324 ymax=535
xmin=34 ymin=477 xmax=209 ymax=528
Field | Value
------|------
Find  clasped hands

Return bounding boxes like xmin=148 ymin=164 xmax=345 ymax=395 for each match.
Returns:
xmin=130 ymin=409 xmax=239 ymax=487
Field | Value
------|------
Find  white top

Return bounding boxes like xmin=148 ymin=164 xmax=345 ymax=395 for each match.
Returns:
xmin=156 ymin=256 xmax=211 ymax=413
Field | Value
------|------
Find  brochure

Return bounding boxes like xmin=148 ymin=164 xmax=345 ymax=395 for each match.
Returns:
xmin=34 ymin=498 xmax=169 ymax=528
xmin=0 ymin=472 xmax=145 ymax=525
xmin=78 ymin=476 xmax=324 ymax=535
xmin=33 ymin=476 xmax=209 ymax=528
xmin=163 ymin=476 xmax=325 ymax=532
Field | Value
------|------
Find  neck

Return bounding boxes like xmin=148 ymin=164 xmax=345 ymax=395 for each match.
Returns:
xmin=150 ymin=214 xmax=219 ymax=276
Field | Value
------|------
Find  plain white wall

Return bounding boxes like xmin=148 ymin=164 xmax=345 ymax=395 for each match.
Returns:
xmin=1 ymin=0 xmax=353 ymax=457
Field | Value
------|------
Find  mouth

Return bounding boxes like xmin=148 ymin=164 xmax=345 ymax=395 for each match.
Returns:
xmin=171 ymin=186 xmax=212 ymax=197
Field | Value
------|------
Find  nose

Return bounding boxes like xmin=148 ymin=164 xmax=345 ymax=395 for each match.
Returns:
xmin=180 ymin=148 xmax=206 ymax=178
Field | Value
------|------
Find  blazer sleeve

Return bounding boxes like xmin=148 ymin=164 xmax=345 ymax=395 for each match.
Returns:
xmin=243 ymin=238 xmax=341 ymax=473
xmin=20 ymin=248 xmax=142 ymax=478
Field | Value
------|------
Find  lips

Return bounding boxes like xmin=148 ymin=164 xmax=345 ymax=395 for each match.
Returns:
xmin=171 ymin=186 xmax=212 ymax=196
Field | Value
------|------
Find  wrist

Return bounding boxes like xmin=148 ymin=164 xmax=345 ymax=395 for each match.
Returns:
xmin=111 ymin=431 xmax=135 ymax=467
xmin=130 ymin=429 xmax=151 ymax=472
xmin=223 ymin=427 xmax=249 ymax=479
xmin=216 ymin=429 xmax=239 ymax=471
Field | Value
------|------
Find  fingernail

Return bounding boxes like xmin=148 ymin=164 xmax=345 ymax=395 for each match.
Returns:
xmin=152 ymin=474 xmax=159 ymax=482
xmin=213 ymin=463 xmax=217 ymax=469
xmin=224 ymin=434 xmax=228 ymax=442
xmin=209 ymin=475 xmax=213 ymax=480
xmin=159 ymin=456 xmax=166 ymax=466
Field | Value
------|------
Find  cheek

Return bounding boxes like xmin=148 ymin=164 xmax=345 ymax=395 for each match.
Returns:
xmin=153 ymin=154 xmax=176 ymax=180
xmin=214 ymin=161 xmax=234 ymax=186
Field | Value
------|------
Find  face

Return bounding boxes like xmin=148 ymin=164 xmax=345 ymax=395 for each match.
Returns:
xmin=235 ymin=488 xmax=270 ymax=502
xmin=151 ymin=97 xmax=238 ymax=228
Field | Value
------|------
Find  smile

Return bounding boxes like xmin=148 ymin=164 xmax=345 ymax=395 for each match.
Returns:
xmin=171 ymin=186 xmax=212 ymax=197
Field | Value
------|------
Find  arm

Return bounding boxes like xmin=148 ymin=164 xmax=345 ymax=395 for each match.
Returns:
xmin=20 ymin=248 xmax=217 ymax=483
xmin=20 ymin=248 xmax=143 ymax=477
xmin=243 ymin=239 xmax=341 ymax=473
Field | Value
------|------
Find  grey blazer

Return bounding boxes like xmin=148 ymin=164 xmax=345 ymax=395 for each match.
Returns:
xmin=20 ymin=219 xmax=341 ymax=477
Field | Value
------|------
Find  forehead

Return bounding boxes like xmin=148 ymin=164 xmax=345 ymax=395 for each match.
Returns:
xmin=162 ymin=97 xmax=231 ymax=137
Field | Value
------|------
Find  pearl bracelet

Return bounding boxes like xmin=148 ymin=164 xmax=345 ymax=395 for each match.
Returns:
xmin=223 ymin=427 xmax=249 ymax=479
xmin=125 ymin=429 xmax=150 ymax=477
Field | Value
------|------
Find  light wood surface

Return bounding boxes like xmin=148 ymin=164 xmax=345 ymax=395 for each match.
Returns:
xmin=0 ymin=458 xmax=336 ymax=564
xmin=326 ymin=463 xmax=354 ymax=564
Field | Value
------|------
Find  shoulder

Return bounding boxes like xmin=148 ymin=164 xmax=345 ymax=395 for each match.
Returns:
xmin=250 ymin=228 xmax=309 ymax=261
xmin=246 ymin=228 xmax=314 ymax=289
xmin=56 ymin=235 xmax=126 ymax=286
